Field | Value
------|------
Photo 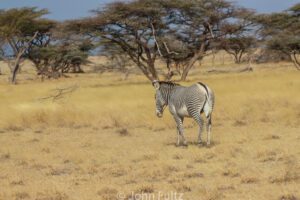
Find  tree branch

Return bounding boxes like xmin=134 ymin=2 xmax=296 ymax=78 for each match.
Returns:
xmin=150 ymin=22 xmax=163 ymax=57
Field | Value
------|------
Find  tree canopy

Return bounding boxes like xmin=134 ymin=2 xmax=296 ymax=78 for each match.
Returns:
xmin=255 ymin=3 xmax=300 ymax=70
xmin=67 ymin=0 xmax=254 ymax=81
xmin=0 ymin=7 xmax=55 ymax=83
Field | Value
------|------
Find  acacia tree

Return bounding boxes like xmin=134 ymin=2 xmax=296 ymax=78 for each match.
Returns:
xmin=255 ymin=3 xmax=300 ymax=70
xmin=0 ymin=7 xmax=55 ymax=83
xmin=162 ymin=0 xmax=254 ymax=80
xmin=219 ymin=36 xmax=256 ymax=63
xmin=28 ymin=43 xmax=90 ymax=79
xmin=68 ymin=0 xmax=253 ymax=81
xmin=27 ymin=26 xmax=92 ymax=79
xmin=68 ymin=0 xmax=167 ymax=81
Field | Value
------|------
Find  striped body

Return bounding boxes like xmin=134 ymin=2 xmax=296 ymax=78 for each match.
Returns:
xmin=153 ymin=81 xmax=215 ymax=146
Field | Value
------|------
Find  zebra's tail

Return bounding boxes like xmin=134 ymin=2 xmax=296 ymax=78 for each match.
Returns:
xmin=198 ymin=82 xmax=214 ymax=118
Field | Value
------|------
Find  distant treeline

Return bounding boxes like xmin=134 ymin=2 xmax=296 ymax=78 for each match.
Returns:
xmin=0 ymin=0 xmax=299 ymax=84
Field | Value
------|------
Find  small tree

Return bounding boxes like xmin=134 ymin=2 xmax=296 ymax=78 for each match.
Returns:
xmin=267 ymin=36 xmax=300 ymax=69
xmin=255 ymin=3 xmax=300 ymax=70
xmin=26 ymin=22 xmax=93 ymax=79
xmin=28 ymin=42 xmax=90 ymax=79
xmin=0 ymin=7 xmax=55 ymax=83
xmin=219 ymin=36 xmax=256 ymax=63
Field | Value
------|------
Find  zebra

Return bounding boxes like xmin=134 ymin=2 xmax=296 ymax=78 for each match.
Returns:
xmin=152 ymin=80 xmax=215 ymax=146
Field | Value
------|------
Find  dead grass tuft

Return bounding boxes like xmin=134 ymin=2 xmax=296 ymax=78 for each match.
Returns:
xmin=97 ymin=187 xmax=118 ymax=200
xmin=194 ymin=158 xmax=207 ymax=163
xmin=184 ymin=172 xmax=204 ymax=178
xmin=142 ymin=154 xmax=158 ymax=161
xmin=279 ymin=194 xmax=299 ymax=200
xmin=0 ymin=153 xmax=10 ymax=160
xmin=5 ymin=125 xmax=24 ymax=132
xmin=136 ymin=185 xmax=155 ymax=193
xmin=41 ymin=148 xmax=51 ymax=153
xmin=10 ymin=180 xmax=25 ymax=186
xmin=233 ymin=120 xmax=247 ymax=127
xmin=48 ymin=167 xmax=71 ymax=176
xmin=241 ymin=176 xmax=259 ymax=184
xmin=270 ymin=169 xmax=300 ymax=183
xmin=222 ymin=169 xmax=240 ymax=178
xmin=15 ymin=192 xmax=30 ymax=200
xmin=172 ymin=154 xmax=183 ymax=160
xmin=34 ymin=129 xmax=43 ymax=134
xmin=28 ymin=138 xmax=39 ymax=143
xmin=257 ymin=150 xmax=278 ymax=162
xmin=217 ymin=185 xmax=235 ymax=191
xmin=35 ymin=192 xmax=69 ymax=200
xmin=163 ymin=165 xmax=179 ymax=173
xmin=264 ymin=134 xmax=280 ymax=140
xmin=31 ymin=163 xmax=47 ymax=170
xmin=109 ymin=168 xmax=127 ymax=177
xmin=173 ymin=184 xmax=192 ymax=192
xmin=204 ymin=189 xmax=224 ymax=200
xmin=117 ymin=128 xmax=130 ymax=136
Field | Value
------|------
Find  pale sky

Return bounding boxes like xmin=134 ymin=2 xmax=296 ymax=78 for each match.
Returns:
xmin=0 ymin=0 xmax=299 ymax=21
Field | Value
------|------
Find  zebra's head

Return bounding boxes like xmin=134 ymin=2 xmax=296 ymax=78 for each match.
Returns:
xmin=153 ymin=80 xmax=166 ymax=118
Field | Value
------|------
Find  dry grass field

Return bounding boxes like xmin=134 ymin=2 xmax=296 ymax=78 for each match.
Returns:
xmin=0 ymin=57 xmax=299 ymax=200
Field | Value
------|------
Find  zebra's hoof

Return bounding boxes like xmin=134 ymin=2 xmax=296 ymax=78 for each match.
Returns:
xmin=175 ymin=142 xmax=188 ymax=147
xmin=175 ymin=142 xmax=182 ymax=147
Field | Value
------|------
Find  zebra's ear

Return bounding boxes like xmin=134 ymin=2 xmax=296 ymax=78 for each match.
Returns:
xmin=152 ymin=80 xmax=160 ymax=90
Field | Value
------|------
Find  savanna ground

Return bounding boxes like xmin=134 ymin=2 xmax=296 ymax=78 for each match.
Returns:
xmin=0 ymin=54 xmax=299 ymax=200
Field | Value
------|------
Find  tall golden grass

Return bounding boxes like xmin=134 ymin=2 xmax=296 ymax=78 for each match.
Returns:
xmin=0 ymin=62 xmax=299 ymax=131
xmin=0 ymin=56 xmax=299 ymax=200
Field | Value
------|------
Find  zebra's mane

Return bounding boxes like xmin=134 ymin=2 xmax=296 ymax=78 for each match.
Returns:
xmin=159 ymin=81 xmax=180 ymax=87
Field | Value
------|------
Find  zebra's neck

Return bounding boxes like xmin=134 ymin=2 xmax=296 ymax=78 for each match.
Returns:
xmin=160 ymin=84 xmax=178 ymax=105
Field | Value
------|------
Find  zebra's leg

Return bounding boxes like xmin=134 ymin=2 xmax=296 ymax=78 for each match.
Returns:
xmin=176 ymin=129 xmax=180 ymax=146
xmin=206 ymin=114 xmax=212 ymax=146
xmin=174 ymin=116 xmax=186 ymax=146
xmin=191 ymin=114 xmax=204 ymax=145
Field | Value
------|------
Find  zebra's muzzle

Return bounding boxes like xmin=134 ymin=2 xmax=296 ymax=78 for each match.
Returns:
xmin=156 ymin=111 xmax=163 ymax=118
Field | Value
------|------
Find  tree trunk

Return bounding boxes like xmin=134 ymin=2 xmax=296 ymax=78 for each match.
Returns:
xmin=224 ymin=49 xmax=239 ymax=64
xmin=136 ymin=63 xmax=154 ymax=81
xmin=9 ymin=31 xmax=39 ymax=84
xmin=233 ymin=51 xmax=244 ymax=64
xmin=11 ymin=63 xmax=20 ymax=84
xmin=148 ymin=59 xmax=158 ymax=80
xmin=10 ymin=53 xmax=23 ymax=84
xmin=234 ymin=54 xmax=239 ymax=63
xmin=238 ymin=51 xmax=244 ymax=63
xmin=290 ymin=53 xmax=300 ymax=70
xmin=137 ymin=59 xmax=158 ymax=81
xmin=181 ymin=43 xmax=206 ymax=81
xmin=181 ymin=58 xmax=198 ymax=81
